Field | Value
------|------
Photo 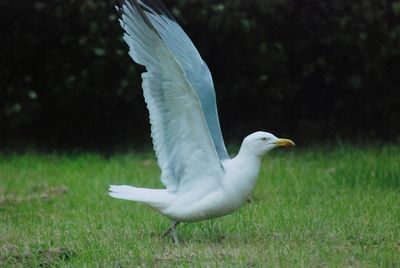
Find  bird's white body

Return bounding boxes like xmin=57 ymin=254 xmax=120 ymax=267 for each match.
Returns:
xmin=170 ymin=152 xmax=261 ymax=222
xmin=111 ymin=149 xmax=261 ymax=222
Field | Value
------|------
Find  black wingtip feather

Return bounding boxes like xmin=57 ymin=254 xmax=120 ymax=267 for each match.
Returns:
xmin=116 ymin=0 xmax=175 ymax=38
xmin=116 ymin=0 xmax=158 ymax=37
xmin=139 ymin=0 xmax=175 ymax=20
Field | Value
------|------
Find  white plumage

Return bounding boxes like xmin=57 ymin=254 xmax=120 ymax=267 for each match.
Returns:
xmin=110 ymin=0 xmax=294 ymax=244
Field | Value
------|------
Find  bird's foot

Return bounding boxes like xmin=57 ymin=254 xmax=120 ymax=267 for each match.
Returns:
xmin=161 ymin=221 xmax=180 ymax=246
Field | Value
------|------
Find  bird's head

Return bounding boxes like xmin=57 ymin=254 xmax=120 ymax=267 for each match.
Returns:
xmin=241 ymin=131 xmax=295 ymax=157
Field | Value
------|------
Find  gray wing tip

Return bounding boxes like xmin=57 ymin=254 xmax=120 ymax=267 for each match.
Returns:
xmin=116 ymin=0 xmax=175 ymax=39
xmin=116 ymin=0 xmax=175 ymax=20
xmin=138 ymin=0 xmax=175 ymax=20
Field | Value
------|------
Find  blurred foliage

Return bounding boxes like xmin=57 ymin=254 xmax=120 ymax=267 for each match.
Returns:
xmin=1 ymin=0 xmax=400 ymax=148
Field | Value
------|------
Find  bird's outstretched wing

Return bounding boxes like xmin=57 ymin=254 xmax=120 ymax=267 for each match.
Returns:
xmin=118 ymin=0 xmax=229 ymax=161
xmin=117 ymin=0 xmax=225 ymax=191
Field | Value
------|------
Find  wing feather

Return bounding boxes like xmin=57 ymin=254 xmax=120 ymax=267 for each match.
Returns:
xmin=117 ymin=0 xmax=224 ymax=191
xmin=131 ymin=0 xmax=230 ymax=160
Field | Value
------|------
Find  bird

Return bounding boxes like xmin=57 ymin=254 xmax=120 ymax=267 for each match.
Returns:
xmin=109 ymin=0 xmax=295 ymax=244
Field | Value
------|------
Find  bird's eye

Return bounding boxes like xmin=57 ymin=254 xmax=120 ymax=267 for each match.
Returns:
xmin=261 ymin=137 xmax=267 ymax=141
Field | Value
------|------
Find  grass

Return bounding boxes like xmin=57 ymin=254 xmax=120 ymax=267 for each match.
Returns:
xmin=0 ymin=144 xmax=399 ymax=267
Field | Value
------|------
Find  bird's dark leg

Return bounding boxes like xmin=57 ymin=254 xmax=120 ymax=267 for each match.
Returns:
xmin=162 ymin=225 xmax=173 ymax=238
xmin=162 ymin=221 xmax=190 ymax=245
xmin=178 ymin=222 xmax=190 ymax=231
xmin=162 ymin=221 xmax=180 ymax=243
xmin=170 ymin=221 xmax=180 ymax=246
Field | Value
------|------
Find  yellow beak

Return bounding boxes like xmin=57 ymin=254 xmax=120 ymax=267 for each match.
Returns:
xmin=274 ymin=138 xmax=295 ymax=147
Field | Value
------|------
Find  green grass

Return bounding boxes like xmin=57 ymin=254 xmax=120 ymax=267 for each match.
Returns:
xmin=0 ymin=145 xmax=399 ymax=267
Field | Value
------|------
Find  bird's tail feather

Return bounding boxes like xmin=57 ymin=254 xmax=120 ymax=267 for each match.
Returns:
xmin=108 ymin=185 xmax=171 ymax=210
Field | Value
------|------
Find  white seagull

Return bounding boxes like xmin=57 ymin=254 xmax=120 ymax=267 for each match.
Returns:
xmin=109 ymin=0 xmax=295 ymax=244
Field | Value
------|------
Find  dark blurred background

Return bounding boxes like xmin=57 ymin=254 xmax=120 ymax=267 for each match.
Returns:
xmin=1 ymin=0 xmax=400 ymax=150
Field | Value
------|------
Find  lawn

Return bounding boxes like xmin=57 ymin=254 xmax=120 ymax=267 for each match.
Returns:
xmin=0 ymin=145 xmax=399 ymax=266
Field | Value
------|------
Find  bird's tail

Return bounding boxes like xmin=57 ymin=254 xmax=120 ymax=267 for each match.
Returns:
xmin=108 ymin=185 xmax=172 ymax=210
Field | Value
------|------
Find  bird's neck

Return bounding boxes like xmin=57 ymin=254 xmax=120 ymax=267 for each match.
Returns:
xmin=223 ymin=148 xmax=262 ymax=201
xmin=235 ymin=148 xmax=262 ymax=180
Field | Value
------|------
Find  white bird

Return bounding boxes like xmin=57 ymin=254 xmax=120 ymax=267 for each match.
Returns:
xmin=109 ymin=0 xmax=295 ymax=244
